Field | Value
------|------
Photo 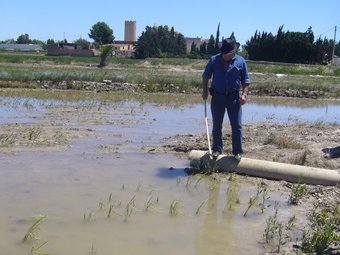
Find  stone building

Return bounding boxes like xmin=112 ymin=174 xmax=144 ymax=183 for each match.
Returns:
xmin=185 ymin=37 xmax=208 ymax=52
xmin=47 ymin=43 xmax=100 ymax=57
xmin=112 ymin=41 xmax=135 ymax=57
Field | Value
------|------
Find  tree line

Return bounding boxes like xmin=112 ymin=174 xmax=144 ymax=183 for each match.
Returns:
xmin=244 ymin=25 xmax=339 ymax=64
xmin=1 ymin=22 xmax=339 ymax=65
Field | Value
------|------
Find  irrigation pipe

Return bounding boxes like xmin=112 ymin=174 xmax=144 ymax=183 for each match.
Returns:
xmin=189 ymin=150 xmax=340 ymax=186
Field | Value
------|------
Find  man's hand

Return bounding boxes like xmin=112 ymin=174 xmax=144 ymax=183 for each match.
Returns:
xmin=240 ymin=94 xmax=247 ymax=105
xmin=240 ymin=84 xmax=250 ymax=105
xmin=202 ymin=78 xmax=209 ymax=100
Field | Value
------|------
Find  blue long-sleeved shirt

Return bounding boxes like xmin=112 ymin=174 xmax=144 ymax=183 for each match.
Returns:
xmin=202 ymin=53 xmax=251 ymax=94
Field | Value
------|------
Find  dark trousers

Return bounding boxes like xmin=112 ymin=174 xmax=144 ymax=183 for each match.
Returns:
xmin=211 ymin=92 xmax=243 ymax=155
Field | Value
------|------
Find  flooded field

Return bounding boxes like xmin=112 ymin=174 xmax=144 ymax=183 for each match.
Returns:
xmin=0 ymin=89 xmax=339 ymax=254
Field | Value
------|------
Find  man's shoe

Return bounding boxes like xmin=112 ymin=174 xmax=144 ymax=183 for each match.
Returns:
xmin=234 ymin=153 xmax=242 ymax=161
xmin=212 ymin=151 xmax=221 ymax=158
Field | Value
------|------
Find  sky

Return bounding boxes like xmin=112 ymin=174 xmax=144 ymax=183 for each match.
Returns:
xmin=1 ymin=0 xmax=339 ymax=46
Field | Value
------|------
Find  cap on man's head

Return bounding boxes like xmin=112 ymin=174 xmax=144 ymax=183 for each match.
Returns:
xmin=220 ymin=38 xmax=239 ymax=54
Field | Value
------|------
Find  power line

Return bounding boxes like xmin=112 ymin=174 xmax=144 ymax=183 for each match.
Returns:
xmin=319 ymin=26 xmax=337 ymax=37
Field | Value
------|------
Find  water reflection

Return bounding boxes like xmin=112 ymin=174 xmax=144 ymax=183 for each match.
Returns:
xmin=245 ymin=99 xmax=340 ymax=124
xmin=0 ymin=93 xmax=339 ymax=125
xmin=194 ymin=181 xmax=238 ymax=254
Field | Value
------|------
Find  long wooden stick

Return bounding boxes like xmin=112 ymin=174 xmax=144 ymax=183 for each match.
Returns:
xmin=204 ymin=100 xmax=212 ymax=155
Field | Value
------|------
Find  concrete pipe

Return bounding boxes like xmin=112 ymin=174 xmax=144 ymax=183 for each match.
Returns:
xmin=189 ymin=150 xmax=340 ymax=186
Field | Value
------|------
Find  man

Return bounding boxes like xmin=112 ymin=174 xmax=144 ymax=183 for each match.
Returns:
xmin=202 ymin=38 xmax=250 ymax=161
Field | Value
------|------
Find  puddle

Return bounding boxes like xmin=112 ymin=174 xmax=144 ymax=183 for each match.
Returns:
xmin=0 ymin=91 xmax=338 ymax=254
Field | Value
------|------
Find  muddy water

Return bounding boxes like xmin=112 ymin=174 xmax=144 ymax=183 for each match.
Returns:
xmin=0 ymin=92 xmax=338 ymax=254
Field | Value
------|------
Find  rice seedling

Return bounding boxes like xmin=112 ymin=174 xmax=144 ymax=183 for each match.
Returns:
xmin=194 ymin=174 xmax=206 ymax=188
xmin=277 ymin=222 xmax=287 ymax=253
xmin=30 ymin=241 xmax=49 ymax=255
xmin=124 ymin=195 xmax=136 ymax=222
xmin=107 ymin=204 xmax=123 ymax=219
xmin=176 ymin=177 xmax=181 ymax=186
xmin=288 ymin=178 xmax=306 ymax=205
xmin=208 ymin=175 xmax=220 ymax=190
xmin=89 ymin=244 xmax=97 ymax=255
xmin=144 ymin=195 xmax=161 ymax=213
xmin=301 ymin=205 xmax=340 ymax=254
xmin=243 ymin=195 xmax=259 ymax=217
xmin=243 ymin=185 xmax=261 ymax=217
xmin=195 ymin=198 xmax=208 ymax=215
xmin=108 ymin=192 xmax=113 ymax=202
xmin=169 ymin=199 xmax=182 ymax=216
xmin=83 ymin=212 xmax=95 ymax=223
xmin=286 ymin=215 xmax=297 ymax=230
xmin=185 ymin=176 xmax=194 ymax=188
xmin=0 ymin=133 xmax=16 ymax=146
xmin=258 ymin=182 xmax=271 ymax=213
xmin=23 ymin=214 xmax=47 ymax=242
xmin=28 ymin=127 xmax=41 ymax=141
xmin=107 ymin=205 xmax=114 ymax=218
xmin=98 ymin=199 xmax=105 ymax=210
xmin=264 ymin=202 xmax=280 ymax=244
xmin=263 ymin=201 xmax=291 ymax=253
xmin=136 ymin=181 xmax=143 ymax=192
xmin=223 ymin=179 xmax=240 ymax=212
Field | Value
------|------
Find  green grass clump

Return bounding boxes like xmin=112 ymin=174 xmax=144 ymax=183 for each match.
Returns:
xmin=288 ymin=179 xmax=306 ymax=205
xmin=264 ymin=133 xmax=304 ymax=149
xmin=302 ymin=205 xmax=340 ymax=254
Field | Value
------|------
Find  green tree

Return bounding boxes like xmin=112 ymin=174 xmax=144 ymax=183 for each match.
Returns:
xmin=175 ymin=33 xmax=187 ymax=55
xmin=1 ymin=38 xmax=15 ymax=44
xmin=168 ymin=27 xmax=177 ymax=54
xmin=190 ymin=41 xmax=197 ymax=53
xmin=47 ymin=39 xmax=55 ymax=44
xmin=73 ymin=38 xmax=90 ymax=49
xmin=16 ymin=34 xmax=30 ymax=44
xmin=200 ymin=41 xmax=207 ymax=54
xmin=214 ymin=23 xmax=220 ymax=53
xmin=207 ymin=35 xmax=215 ymax=55
xmin=244 ymin=25 xmax=329 ymax=64
xmin=134 ymin=25 xmax=186 ymax=59
xmin=335 ymin=41 xmax=340 ymax=56
xmin=88 ymin=22 xmax=114 ymax=45
xmin=99 ymin=45 xmax=113 ymax=68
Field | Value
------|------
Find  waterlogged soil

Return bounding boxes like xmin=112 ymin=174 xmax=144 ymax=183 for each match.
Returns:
xmin=0 ymin=92 xmax=339 ymax=254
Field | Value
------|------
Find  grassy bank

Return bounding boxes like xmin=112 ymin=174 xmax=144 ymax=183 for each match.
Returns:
xmin=0 ymin=52 xmax=339 ymax=97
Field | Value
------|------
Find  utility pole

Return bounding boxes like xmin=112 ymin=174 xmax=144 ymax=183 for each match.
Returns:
xmin=332 ymin=25 xmax=337 ymax=65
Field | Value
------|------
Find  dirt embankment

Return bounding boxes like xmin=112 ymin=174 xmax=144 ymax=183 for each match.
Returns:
xmin=150 ymin=123 xmax=340 ymax=254
xmin=145 ymin=123 xmax=340 ymax=170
